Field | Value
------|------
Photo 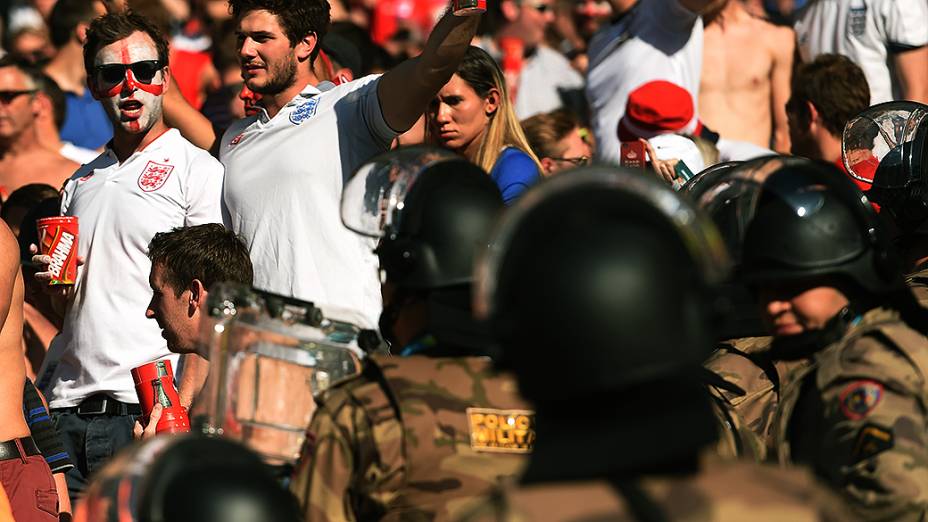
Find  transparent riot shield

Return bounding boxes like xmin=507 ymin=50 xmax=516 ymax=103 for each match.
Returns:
xmin=194 ymin=282 xmax=381 ymax=465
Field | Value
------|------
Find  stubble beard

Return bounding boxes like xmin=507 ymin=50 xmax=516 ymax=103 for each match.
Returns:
xmin=252 ymin=53 xmax=298 ymax=96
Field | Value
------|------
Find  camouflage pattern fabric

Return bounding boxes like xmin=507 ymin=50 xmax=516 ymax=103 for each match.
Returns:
xmin=773 ymin=308 xmax=928 ymax=521
xmin=705 ymin=336 xmax=809 ymax=459
xmin=709 ymin=385 xmax=764 ymax=462
xmin=457 ymin=455 xmax=852 ymax=521
xmin=906 ymin=267 xmax=928 ymax=308
xmin=290 ymin=354 xmax=532 ymax=521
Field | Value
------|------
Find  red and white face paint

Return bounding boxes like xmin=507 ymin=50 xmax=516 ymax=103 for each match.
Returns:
xmin=93 ymin=31 xmax=166 ymax=134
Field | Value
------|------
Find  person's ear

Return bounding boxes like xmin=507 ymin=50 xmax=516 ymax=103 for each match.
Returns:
xmin=805 ymin=101 xmax=820 ymax=132
xmin=76 ymin=22 xmax=91 ymax=45
xmin=484 ymin=87 xmax=501 ymax=117
xmin=500 ymin=0 xmax=520 ymax=21
xmin=30 ymin=92 xmax=49 ymax=118
xmin=540 ymin=157 xmax=557 ymax=176
xmin=189 ymin=279 xmax=206 ymax=314
xmin=295 ymin=32 xmax=318 ymax=62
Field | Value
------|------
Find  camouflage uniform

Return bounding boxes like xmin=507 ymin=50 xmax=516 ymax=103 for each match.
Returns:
xmin=773 ymin=307 xmax=928 ymax=521
xmin=290 ymin=354 xmax=533 ymax=522
xmin=708 ymin=387 xmax=764 ymax=461
xmin=705 ymin=337 xmax=810 ymax=460
xmin=906 ymin=265 xmax=928 ymax=307
xmin=458 ymin=456 xmax=851 ymax=521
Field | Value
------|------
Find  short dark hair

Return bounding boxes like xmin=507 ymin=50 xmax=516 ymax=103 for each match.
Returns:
xmin=83 ymin=12 xmax=170 ymax=81
xmin=787 ymin=54 xmax=870 ymax=138
xmin=48 ymin=0 xmax=98 ymax=49
xmin=147 ymin=224 xmax=254 ymax=296
xmin=229 ymin=0 xmax=331 ymax=65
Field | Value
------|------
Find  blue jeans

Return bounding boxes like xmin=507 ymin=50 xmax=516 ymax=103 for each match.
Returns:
xmin=50 ymin=411 xmax=137 ymax=502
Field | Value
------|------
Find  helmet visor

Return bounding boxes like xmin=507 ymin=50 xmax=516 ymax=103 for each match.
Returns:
xmin=341 ymin=147 xmax=458 ymax=238
xmin=843 ymin=101 xmax=928 ymax=187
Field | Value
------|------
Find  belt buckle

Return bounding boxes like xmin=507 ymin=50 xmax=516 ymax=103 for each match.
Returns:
xmin=77 ymin=397 xmax=109 ymax=415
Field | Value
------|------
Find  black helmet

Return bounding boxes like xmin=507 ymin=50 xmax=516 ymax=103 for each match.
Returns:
xmin=739 ymin=156 xmax=899 ymax=295
xmin=76 ymin=435 xmax=301 ymax=522
xmin=475 ymin=166 xmax=730 ymax=404
xmin=342 ymin=146 xmax=504 ymax=290
xmin=842 ymin=101 xmax=928 ymax=234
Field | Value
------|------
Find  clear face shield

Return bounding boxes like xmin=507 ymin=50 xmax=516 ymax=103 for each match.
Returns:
xmin=341 ymin=146 xmax=459 ymax=241
xmin=194 ymin=282 xmax=382 ymax=465
xmin=843 ymin=101 xmax=928 ymax=188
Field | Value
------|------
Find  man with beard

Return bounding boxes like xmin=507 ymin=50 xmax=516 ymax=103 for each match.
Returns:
xmin=220 ymin=0 xmax=484 ymax=328
xmin=31 ymin=12 xmax=224 ymax=498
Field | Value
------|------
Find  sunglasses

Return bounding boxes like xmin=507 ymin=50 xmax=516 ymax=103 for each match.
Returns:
xmin=0 ymin=89 xmax=37 ymax=104
xmin=550 ymin=156 xmax=590 ymax=166
xmin=94 ymin=60 xmax=163 ymax=88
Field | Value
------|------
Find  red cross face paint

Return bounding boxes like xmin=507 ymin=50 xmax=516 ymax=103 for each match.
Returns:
xmin=93 ymin=31 xmax=166 ymax=134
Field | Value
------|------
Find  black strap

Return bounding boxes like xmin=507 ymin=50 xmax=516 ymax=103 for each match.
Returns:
xmin=611 ymin=479 xmax=669 ymax=522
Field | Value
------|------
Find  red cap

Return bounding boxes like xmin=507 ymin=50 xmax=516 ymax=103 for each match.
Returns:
xmin=618 ymin=80 xmax=700 ymax=141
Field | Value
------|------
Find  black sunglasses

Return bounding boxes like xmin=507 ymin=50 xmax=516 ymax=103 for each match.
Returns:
xmin=0 ymin=89 xmax=37 ymax=104
xmin=94 ymin=60 xmax=163 ymax=87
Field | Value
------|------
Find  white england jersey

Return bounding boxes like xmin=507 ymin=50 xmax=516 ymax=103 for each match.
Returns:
xmin=220 ymin=76 xmax=396 ymax=328
xmin=795 ymin=0 xmax=928 ymax=104
xmin=515 ymin=46 xmax=585 ymax=120
xmin=42 ymin=129 xmax=225 ymax=407
xmin=586 ymin=0 xmax=704 ymax=166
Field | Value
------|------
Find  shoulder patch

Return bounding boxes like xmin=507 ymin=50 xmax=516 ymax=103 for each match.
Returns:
xmin=467 ymin=407 xmax=535 ymax=454
xmin=852 ymin=423 xmax=894 ymax=462
xmin=839 ymin=380 xmax=883 ymax=420
xmin=290 ymin=97 xmax=319 ymax=125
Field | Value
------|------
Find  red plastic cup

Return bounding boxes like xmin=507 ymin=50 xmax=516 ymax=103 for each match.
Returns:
xmin=36 ymin=216 xmax=79 ymax=285
xmin=452 ymin=0 xmax=486 ymax=15
xmin=131 ymin=360 xmax=190 ymax=434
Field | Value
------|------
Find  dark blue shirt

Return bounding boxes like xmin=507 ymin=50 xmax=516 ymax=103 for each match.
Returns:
xmin=60 ymin=89 xmax=112 ymax=151
xmin=490 ymin=147 xmax=541 ymax=205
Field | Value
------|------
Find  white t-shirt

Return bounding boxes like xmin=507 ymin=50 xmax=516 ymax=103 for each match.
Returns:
xmin=586 ymin=0 xmax=703 ymax=165
xmin=41 ymin=129 xmax=225 ymax=407
xmin=795 ymin=0 xmax=928 ymax=104
xmin=220 ymin=76 xmax=396 ymax=328
xmin=515 ymin=46 xmax=585 ymax=120
xmin=60 ymin=142 xmax=101 ymax=165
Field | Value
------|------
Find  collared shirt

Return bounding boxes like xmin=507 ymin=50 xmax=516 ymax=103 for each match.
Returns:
xmin=514 ymin=46 xmax=585 ymax=120
xmin=795 ymin=0 xmax=928 ymax=104
xmin=586 ymin=0 xmax=703 ymax=166
xmin=220 ymin=75 xmax=398 ymax=328
xmin=40 ymin=128 xmax=224 ymax=407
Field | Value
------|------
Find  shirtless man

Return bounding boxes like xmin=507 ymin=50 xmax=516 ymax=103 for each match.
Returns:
xmin=0 ymin=221 xmax=57 ymax=521
xmin=0 ymin=57 xmax=79 ymax=199
xmin=699 ymin=0 xmax=793 ymax=152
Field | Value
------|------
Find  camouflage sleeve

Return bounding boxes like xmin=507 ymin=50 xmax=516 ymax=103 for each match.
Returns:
xmin=817 ymin=336 xmax=928 ymax=521
xmin=290 ymin=391 xmax=369 ymax=522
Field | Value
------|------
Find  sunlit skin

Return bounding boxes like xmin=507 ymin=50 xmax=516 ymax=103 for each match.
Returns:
xmin=0 ymin=67 xmax=39 ymax=143
xmin=236 ymin=8 xmax=316 ymax=117
xmin=145 ymin=263 xmax=198 ymax=355
xmin=513 ymin=0 xmax=555 ymax=48
xmin=428 ymin=74 xmax=499 ymax=160
xmin=540 ymin=127 xmax=593 ymax=175
xmin=91 ymin=31 xmax=168 ymax=138
xmin=757 ymin=282 xmax=850 ymax=337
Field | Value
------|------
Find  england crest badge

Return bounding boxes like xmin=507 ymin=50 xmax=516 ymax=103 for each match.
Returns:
xmin=138 ymin=161 xmax=175 ymax=192
xmin=290 ymin=97 xmax=320 ymax=125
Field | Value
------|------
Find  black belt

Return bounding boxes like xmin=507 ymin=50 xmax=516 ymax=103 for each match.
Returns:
xmin=0 ymin=437 xmax=41 ymax=462
xmin=55 ymin=394 xmax=142 ymax=416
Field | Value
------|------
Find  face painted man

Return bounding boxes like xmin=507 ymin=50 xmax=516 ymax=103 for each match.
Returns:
xmin=30 ymin=13 xmax=225 ymax=500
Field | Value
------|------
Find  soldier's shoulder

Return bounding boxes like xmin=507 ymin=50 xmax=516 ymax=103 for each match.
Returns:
xmin=823 ymin=313 xmax=928 ymax=386
xmin=458 ymin=481 xmax=631 ymax=522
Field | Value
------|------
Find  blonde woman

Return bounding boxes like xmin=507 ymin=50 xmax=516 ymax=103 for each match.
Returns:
xmin=427 ymin=46 xmax=542 ymax=204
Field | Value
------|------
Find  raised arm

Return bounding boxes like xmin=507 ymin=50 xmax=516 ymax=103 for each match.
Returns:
xmin=377 ymin=3 xmax=481 ymax=133
xmin=163 ymin=80 xmax=220 ymax=154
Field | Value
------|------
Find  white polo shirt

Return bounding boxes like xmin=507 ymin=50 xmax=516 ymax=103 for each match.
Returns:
xmin=795 ymin=0 xmax=928 ymax=104
xmin=41 ymin=129 xmax=225 ymax=407
xmin=586 ymin=0 xmax=703 ymax=165
xmin=514 ymin=46 xmax=585 ymax=120
xmin=220 ymin=76 xmax=396 ymax=328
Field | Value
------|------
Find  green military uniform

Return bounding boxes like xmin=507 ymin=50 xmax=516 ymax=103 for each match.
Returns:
xmin=706 ymin=337 xmax=808 ymax=459
xmin=906 ymin=265 xmax=928 ymax=307
xmin=458 ymin=456 xmax=852 ymax=521
xmin=290 ymin=354 xmax=533 ymax=522
xmin=773 ymin=308 xmax=928 ymax=521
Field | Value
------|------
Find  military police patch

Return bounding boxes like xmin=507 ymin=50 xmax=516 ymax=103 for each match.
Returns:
xmin=290 ymin=97 xmax=319 ymax=125
xmin=852 ymin=423 xmax=894 ymax=462
xmin=839 ymin=380 xmax=883 ymax=420
xmin=467 ymin=408 xmax=535 ymax=453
